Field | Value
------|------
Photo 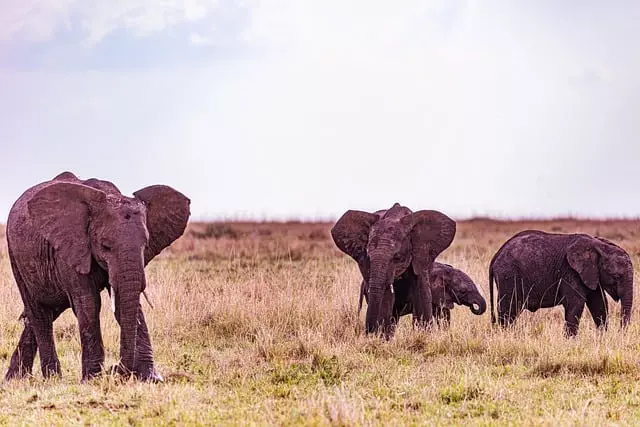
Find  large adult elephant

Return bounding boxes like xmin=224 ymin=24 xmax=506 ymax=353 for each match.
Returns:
xmin=332 ymin=203 xmax=456 ymax=337
xmin=5 ymin=172 xmax=190 ymax=381
xmin=489 ymin=230 xmax=633 ymax=336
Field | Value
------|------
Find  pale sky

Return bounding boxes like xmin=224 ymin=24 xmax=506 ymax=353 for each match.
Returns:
xmin=1 ymin=1 xmax=639 ymax=220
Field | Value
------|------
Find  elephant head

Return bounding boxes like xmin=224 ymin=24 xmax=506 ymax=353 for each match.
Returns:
xmin=567 ymin=236 xmax=633 ymax=328
xmin=430 ymin=263 xmax=486 ymax=315
xmin=331 ymin=203 xmax=456 ymax=334
xmin=27 ymin=180 xmax=190 ymax=374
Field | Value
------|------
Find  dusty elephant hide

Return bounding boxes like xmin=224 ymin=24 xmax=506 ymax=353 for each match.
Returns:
xmin=5 ymin=171 xmax=190 ymax=382
xmin=332 ymin=203 xmax=456 ymax=338
xmin=489 ymin=230 xmax=633 ymax=337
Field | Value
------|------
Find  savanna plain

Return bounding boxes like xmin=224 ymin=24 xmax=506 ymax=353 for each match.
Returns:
xmin=1 ymin=219 xmax=640 ymax=425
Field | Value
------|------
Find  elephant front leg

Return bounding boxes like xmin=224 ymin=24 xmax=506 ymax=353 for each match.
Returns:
xmin=72 ymin=293 xmax=105 ymax=381
xmin=133 ymin=308 xmax=163 ymax=382
xmin=586 ymin=291 xmax=608 ymax=331
xmin=411 ymin=276 xmax=433 ymax=329
xmin=563 ymin=301 xmax=586 ymax=337
xmin=114 ymin=302 xmax=162 ymax=382
xmin=434 ymin=306 xmax=451 ymax=328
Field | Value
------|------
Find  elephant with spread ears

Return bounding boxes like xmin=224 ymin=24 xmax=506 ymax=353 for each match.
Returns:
xmin=332 ymin=203 xmax=456 ymax=337
xmin=489 ymin=230 xmax=633 ymax=337
xmin=5 ymin=171 xmax=190 ymax=382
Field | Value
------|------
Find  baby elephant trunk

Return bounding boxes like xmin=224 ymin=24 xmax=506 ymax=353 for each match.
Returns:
xmin=465 ymin=292 xmax=487 ymax=315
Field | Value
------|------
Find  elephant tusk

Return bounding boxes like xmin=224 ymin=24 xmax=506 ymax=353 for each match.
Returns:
xmin=390 ymin=284 xmax=394 ymax=294
xmin=109 ymin=289 xmax=116 ymax=313
xmin=142 ymin=290 xmax=155 ymax=309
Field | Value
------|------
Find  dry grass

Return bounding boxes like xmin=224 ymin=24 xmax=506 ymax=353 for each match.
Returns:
xmin=2 ymin=219 xmax=640 ymax=425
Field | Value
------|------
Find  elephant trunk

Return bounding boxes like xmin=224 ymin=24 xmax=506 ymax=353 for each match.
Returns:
xmin=365 ymin=287 xmax=384 ymax=335
xmin=111 ymin=262 xmax=145 ymax=374
xmin=365 ymin=259 xmax=392 ymax=335
xmin=469 ymin=295 xmax=487 ymax=315
xmin=453 ymin=280 xmax=487 ymax=316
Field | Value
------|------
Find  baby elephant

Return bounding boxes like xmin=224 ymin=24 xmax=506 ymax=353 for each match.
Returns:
xmin=430 ymin=263 xmax=487 ymax=326
xmin=358 ymin=262 xmax=486 ymax=327
xmin=490 ymin=230 xmax=633 ymax=336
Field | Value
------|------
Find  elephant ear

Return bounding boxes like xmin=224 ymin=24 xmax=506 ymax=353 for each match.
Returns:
xmin=404 ymin=210 xmax=456 ymax=276
xmin=134 ymin=185 xmax=191 ymax=265
xmin=567 ymin=237 xmax=600 ymax=290
xmin=28 ymin=182 xmax=106 ymax=275
xmin=331 ymin=210 xmax=379 ymax=263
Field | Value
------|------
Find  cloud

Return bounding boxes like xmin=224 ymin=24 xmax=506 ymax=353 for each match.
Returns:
xmin=189 ymin=32 xmax=214 ymax=46
xmin=0 ymin=0 xmax=76 ymax=42
xmin=0 ymin=0 xmax=224 ymax=45
xmin=0 ymin=1 xmax=639 ymax=219
xmin=0 ymin=0 xmax=469 ymax=51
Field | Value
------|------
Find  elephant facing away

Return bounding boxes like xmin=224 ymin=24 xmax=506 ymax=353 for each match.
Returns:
xmin=332 ymin=203 xmax=456 ymax=337
xmin=5 ymin=172 xmax=190 ymax=382
xmin=358 ymin=262 xmax=486 ymax=327
xmin=489 ymin=230 xmax=633 ymax=337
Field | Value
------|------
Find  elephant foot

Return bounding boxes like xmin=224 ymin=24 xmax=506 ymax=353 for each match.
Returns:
xmin=108 ymin=363 xmax=163 ymax=383
xmin=140 ymin=369 xmax=164 ymax=383
xmin=41 ymin=362 xmax=62 ymax=379
xmin=5 ymin=367 xmax=32 ymax=381
xmin=108 ymin=363 xmax=135 ymax=380
xmin=135 ymin=364 xmax=164 ymax=383
xmin=80 ymin=367 xmax=106 ymax=383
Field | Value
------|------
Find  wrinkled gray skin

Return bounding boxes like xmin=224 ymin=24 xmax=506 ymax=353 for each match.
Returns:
xmin=332 ymin=203 xmax=456 ymax=338
xmin=489 ymin=230 xmax=633 ymax=337
xmin=5 ymin=172 xmax=190 ymax=382
xmin=359 ymin=262 xmax=486 ymax=327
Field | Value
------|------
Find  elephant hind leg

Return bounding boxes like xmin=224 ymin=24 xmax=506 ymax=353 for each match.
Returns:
xmin=5 ymin=317 xmax=38 ymax=380
xmin=497 ymin=291 xmax=522 ymax=328
xmin=30 ymin=305 xmax=65 ymax=378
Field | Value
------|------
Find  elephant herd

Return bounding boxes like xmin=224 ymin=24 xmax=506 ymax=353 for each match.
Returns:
xmin=334 ymin=203 xmax=633 ymax=339
xmin=1 ymin=173 xmax=634 ymax=383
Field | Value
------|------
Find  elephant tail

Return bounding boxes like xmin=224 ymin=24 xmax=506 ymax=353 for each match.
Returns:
xmin=489 ymin=263 xmax=496 ymax=324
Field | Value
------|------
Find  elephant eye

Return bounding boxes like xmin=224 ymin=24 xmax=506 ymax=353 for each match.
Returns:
xmin=101 ymin=243 xmax=112 ymax=251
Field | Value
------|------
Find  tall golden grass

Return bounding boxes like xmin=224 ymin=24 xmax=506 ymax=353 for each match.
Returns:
xmin=0 ymin=219 xmax=639 ymax=425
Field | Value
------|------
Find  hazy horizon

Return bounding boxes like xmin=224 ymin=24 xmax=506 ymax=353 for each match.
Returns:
xmin=1 ymin=1 xmax=639 ymax=221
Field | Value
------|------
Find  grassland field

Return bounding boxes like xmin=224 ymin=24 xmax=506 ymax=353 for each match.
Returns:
xmin=1 ymin=219 xmax=640 ymax=425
